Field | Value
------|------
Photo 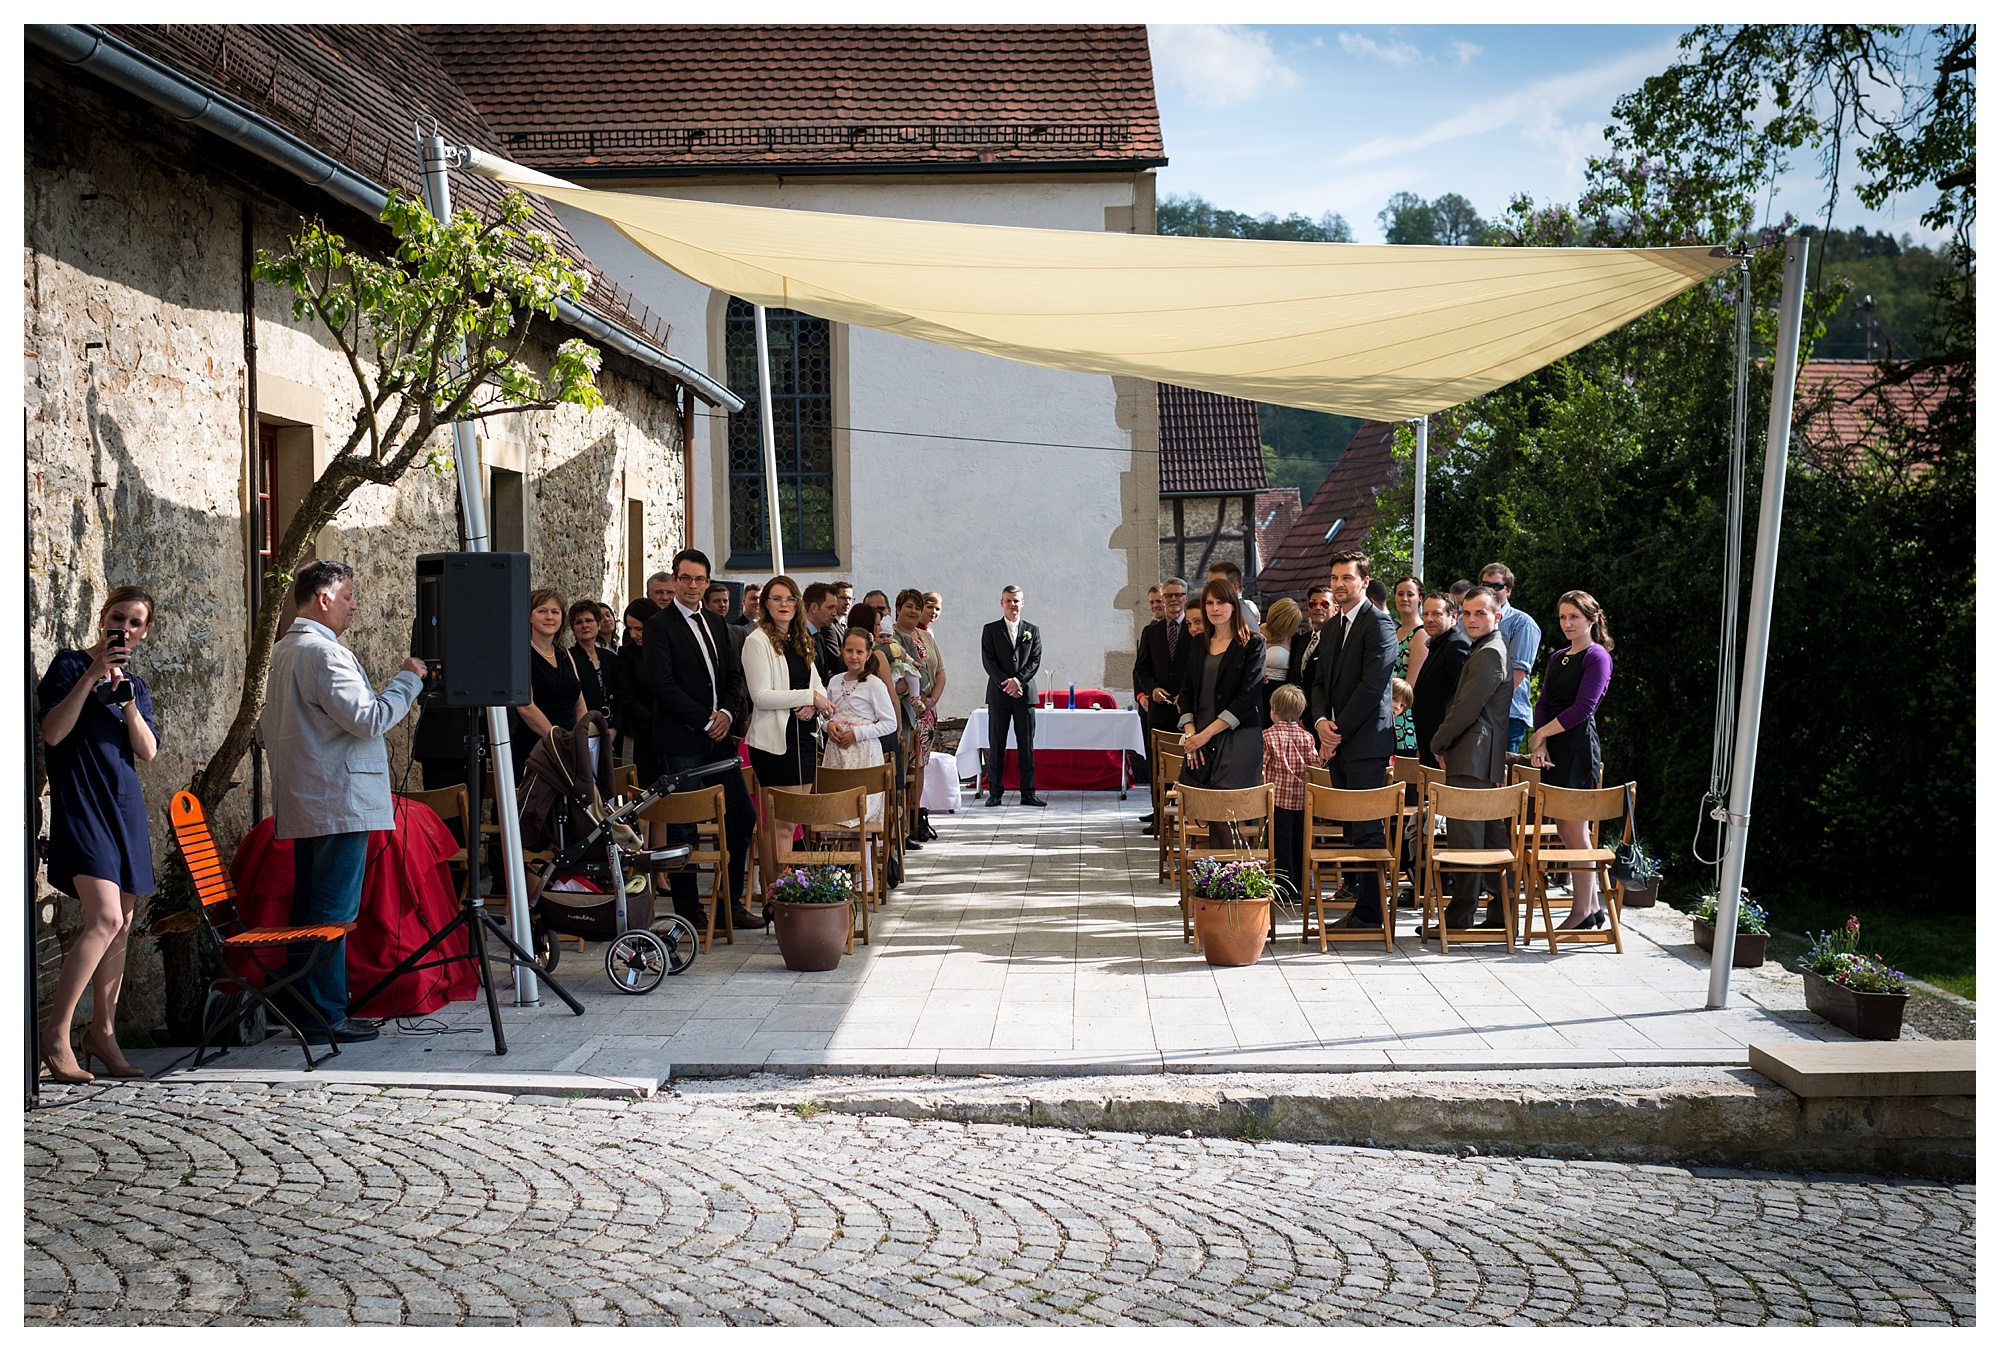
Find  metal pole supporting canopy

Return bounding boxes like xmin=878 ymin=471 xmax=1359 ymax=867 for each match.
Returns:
xmin=752 ymin=304 xmax=786 ymax=576
xmin=1412 ymin=415 xmax=1429 ymax=583
xmin=1707 ymin=234 xmax=1811 ymax=1007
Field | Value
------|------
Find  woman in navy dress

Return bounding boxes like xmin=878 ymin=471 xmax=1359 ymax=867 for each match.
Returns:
xmin=1527 ymin=590 xmax=1616 ymax=930
xmin=37 ymin=586 xmax=160 ymax=1083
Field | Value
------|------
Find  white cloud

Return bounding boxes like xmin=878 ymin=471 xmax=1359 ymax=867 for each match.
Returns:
xmin=1452 ymin=41 xmax=1482 ymax=67
xmin=1334 ymin=41 xmax=1678 ymax=168
xmin=1338 ymin=32 xmax=1422 ymax=67
xmin=1149 ymin=25 xmax=1302 ymax=110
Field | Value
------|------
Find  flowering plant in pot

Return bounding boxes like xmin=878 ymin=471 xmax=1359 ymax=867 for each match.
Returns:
xmin=1691 ymin=887 xmax=1769 ymax=966
xmin=1800 ymin=917 xmax=1909 ymax=1040
xmin=769 ymin=864 xmax=854 ymax=971
xmin=1188 ymin=857 xmax=1277 ymax=967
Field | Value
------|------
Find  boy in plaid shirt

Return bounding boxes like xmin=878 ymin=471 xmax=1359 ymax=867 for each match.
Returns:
xmin=1262 ymin=683 xmax=1317 ymax=899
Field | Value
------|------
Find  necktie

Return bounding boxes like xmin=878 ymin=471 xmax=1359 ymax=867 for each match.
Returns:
xmin=1166 ymin=619 xmax=1181 ymax=663
xmin=688 ymin=610 xmax=718 ymax=711
xmin=1336 ymin=612 xmax=1350 ymax=656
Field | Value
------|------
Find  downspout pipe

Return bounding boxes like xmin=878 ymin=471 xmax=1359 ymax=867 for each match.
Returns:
xmin=26 ymin=22 xmax=741 ymax=413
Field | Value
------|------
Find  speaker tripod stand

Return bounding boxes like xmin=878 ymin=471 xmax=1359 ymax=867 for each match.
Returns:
xmin=351 ymin=715 xmax=582 ymax=1054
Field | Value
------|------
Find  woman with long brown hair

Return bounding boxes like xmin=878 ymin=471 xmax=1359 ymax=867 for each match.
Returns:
xmin=741 ymin=575 xmax=836 ymax=900
xmin=1390 ymin=574 xmax=1430 ymax=758
xmin=1527 ymin=589 xmax=1617 ymax=929
xmin=37 ymin=586 xmax=160 ymax=1082
xmin=1175 ymin=578 xmax=1268 ymax=837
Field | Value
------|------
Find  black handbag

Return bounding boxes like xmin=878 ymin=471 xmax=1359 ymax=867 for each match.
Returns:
xmin=1607 ymin=783 xmax=1646 ymax=882
xmin=1176 ymin=726 xmax=1236 ymax=789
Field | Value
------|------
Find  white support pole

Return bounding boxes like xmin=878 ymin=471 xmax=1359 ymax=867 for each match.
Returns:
xmin=752 ymin=304 xmax=785 ymax=576
xmin=1412 ymin=415 xmax=1428 ymax=582
xmin=1707 ymin=234 xmax=1811 ymax=1008
xmin=420 ymin=134 xmax=539 ymax=1006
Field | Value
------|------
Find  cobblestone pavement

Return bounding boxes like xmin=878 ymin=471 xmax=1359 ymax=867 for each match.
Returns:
xmin=26 ymin=1083 xmax=1975 ymax=1327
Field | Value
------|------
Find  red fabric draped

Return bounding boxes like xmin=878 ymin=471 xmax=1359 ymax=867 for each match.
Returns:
xmin=227 ymin=798 xmax=478 ymax=1017
xmin=1000 ymin=688 xmax=1128 ymax=790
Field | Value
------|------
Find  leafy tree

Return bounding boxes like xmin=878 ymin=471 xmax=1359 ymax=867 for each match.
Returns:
xmin=1431 ymin=193 xmax=1489 ymax=245
xmin=1157 ymin=192 xmax=1352 ymax=242
xmin=190 ymin=192 xmax=605 ymax=810
xmin=1805 ymin=226 xmax=1954 ymax=359
xmin=1367 ymin=25 xmax=1973 ymax=931
xmin=1377 ymin=191 xmax=1438 ymax=244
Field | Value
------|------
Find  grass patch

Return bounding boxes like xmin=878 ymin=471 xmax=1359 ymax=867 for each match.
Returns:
xmin=1676 ymin=895 xmax=1975 ymax=998
xmin=792 ymin=1102 xmax=823 ymax=1120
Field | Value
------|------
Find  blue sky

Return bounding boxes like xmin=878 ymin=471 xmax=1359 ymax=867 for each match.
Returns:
xmin=1147 ymin=24 xmax=1946 ymax=247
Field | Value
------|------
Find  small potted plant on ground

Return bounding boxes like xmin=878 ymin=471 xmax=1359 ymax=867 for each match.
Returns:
xmin=1615 ymin=840 xmax=1662 ymax=907
xmin=1189 ymin=857 xmax=1276 ymax=967
xmin=769 ymin=863 xmax=854 ymax=972
xmin=1691 ymin=887 xmax=1769 ymax=966
xmin=1800 ymin=917 xmax=1910 ymax=1040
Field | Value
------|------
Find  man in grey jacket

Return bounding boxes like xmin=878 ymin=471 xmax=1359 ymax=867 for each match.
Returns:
xmin=263 ymin=560 xmax=427 ymax=1042
xmin=1429 ymin=586 xmax=1513 ymax=930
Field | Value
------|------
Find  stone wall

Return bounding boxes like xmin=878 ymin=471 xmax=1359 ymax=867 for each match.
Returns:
xmin=25 ymin=58 xmax=687 ymax=1041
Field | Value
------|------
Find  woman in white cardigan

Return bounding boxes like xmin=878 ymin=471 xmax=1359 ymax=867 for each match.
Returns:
xmin=741 ymin=576 xmax=835 ymax=902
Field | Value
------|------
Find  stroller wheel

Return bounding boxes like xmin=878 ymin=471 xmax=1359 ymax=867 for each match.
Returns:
xmin=654 ymin=915 xmax=699 ymax=975
xmin=604 ymin=930 xmax=668 ymax=995
xmin=532 ymin=918 xmax=559 ymax=973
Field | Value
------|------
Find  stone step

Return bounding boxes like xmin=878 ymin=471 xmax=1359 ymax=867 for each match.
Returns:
xmin=1748 ymin=1040 xmax=1975 ymax=1098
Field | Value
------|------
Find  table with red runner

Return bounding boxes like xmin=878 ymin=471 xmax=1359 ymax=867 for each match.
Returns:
xmin=954 ymin=694 xmax=1144 ymax=793
xmin=227 ymin=798 xmax=479 ymax=1018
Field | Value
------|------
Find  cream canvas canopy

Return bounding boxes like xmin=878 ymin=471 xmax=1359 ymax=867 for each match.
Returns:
xmin=471 ymin=152 xmax=1731 ymax=421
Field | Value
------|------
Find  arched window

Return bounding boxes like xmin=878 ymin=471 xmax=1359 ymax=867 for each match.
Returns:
xmin=724 ymin=298 xmax=837 ymax=567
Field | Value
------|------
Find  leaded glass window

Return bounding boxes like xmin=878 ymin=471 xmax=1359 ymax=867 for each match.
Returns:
xmin=724 ymin=299 xmax=837 ymax=567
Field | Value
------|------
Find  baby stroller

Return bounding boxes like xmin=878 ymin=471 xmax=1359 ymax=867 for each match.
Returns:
xmin=515 ymin=712 xmax=732 ymax=994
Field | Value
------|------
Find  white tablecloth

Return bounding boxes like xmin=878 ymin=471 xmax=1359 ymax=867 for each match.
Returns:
xmin=921 ymin=755 xmax=962 ymax=812
xmin=953 ymin=707 xmax=1149 ymax=782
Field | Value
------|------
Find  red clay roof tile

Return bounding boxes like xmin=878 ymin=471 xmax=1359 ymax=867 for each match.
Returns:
xmin=1257 ymin=421 xmax=1400 ymax=598
xmin=1159 ymin=384 xmax=1266 ymax=495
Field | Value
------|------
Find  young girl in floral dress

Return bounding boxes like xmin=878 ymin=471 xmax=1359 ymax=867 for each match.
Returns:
xmin=822 ymin=629 xmax=899 ymax=824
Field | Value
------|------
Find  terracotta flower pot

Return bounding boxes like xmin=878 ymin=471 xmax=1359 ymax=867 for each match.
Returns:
xmin=1193 ymin=896 xmax=1271 ymax=967
xmin=1692 ymin=918 xmax=1767 ymax=967
xmin=1803 ymin=970 xmax=1908 ymax=1040
xmin=773 ymin=900 xmax=851 ymax=972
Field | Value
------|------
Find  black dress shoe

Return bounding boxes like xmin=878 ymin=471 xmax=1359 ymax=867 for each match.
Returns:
xmin=984 ymin=796 xmax=1004 ymax=807
xmin=1140 ymin=813 xmax=1156 ymax=826
xmin=730 ymin=907 xmax=762 ymax=930
xmin=1020 ymin=796 xmax=1049 ymax=808
xmin=904 ymin=837 xmax=925 ymax=851
xmin=307 ymin=1018 xmax=379 ymax=1045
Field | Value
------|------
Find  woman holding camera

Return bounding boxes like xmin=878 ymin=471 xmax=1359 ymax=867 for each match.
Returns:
xmin=37 ymin=586 xmax=160 ymax=1083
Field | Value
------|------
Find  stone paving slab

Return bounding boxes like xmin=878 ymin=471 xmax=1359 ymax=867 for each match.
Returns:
xmin=142 ymin=793 xmax=1869 ymax=1088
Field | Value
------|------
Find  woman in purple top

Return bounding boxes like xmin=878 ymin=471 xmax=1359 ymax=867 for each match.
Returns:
xmin=1527 ymin=590 xmax=1615 ymax=929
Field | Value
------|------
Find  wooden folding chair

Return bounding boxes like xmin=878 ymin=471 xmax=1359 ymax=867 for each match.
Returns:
xmin=1174 ymin=783 xmax=1278 ymax=951
xmin=637 ymin=784 xmax=734 ymax=952
xmin=812 ymin=762 xmax=895 ymax=908
xmin=1305 ymin=764 xmax=1332 ymax=789
xmin=1523 ymin=782 xmax=1633 ymax=954
xmin=765 ymin=786 xmax=873 ymax=949
xmin=398 ymin=785 xmax=470 ymax=899
xmin=1156 ymin=748 xmax=1185 ymax=885
xmin=1418 ymin=781 xmax=1529 ymax=953
xmin=612 ymin=763 xmax=640 ymax=800
xmin=1301 ymin=783 xmax=1405 ymax=953
xmin=1149 ymin=727 xmax=1182 ymax=835
xmin=1387 ymin=758 xmax=1426 ymax=909
xmin=166 ymin=792 xmax=354 ymax=1070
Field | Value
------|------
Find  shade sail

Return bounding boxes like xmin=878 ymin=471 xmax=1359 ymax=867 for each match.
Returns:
xmin=476 ymin=156 xmax=1733 ymax=420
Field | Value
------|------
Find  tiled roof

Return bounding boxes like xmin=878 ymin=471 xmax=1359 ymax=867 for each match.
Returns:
xmin=1796 ymin=358 xmax=1959 ymax=466
xmin=103 ymin=24 xmax=673 ymax=352
xmin=1257 ymin=421 xmax=1400 ymax=598
xmin=1158 ymin=384 xmax=1266 ymax=495
xmin=1254 ymin=489 xmax=1301 ymax=571
xmin=418 ymin=25 xmax=1165 ymax=174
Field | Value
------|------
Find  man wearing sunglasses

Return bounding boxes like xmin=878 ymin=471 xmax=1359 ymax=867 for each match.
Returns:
xmin=1479 ymin=562 xmax=1542 ymax=754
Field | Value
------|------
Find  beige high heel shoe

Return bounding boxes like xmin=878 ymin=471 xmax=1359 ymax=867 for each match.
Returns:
xmin=79 ymin=1031 xmax=145 ymax=1079
xmin=39 ymin=1040 xmax=93 ymax=1085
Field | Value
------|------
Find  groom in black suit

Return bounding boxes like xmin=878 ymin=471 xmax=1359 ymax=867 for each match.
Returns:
xmin=1306 ymin=550 xmax=1398 ymax=928
xmin=980 ymin=585 xmax=1046 ymax=807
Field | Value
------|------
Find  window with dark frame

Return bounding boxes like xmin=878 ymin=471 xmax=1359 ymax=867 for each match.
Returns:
xmin=724 ymin=298 xmax=837 ymax=568
xmin=256 ymin=422 xmax=280 ymax=567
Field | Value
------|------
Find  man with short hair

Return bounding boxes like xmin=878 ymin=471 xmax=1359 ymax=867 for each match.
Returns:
xmin=1292 ymin=584 xmax=1334 ymax=701
xmin=1479 ymin=562 xmax=1542 ymax=752
xmin=646 ymin=570 xmax=675 ymax=612
xmin=1131 ymin=580 xmax=1184 ymax=831
xmin=1207 ymin=559 xmax=1260 ymax=626
xmin=801 ymin=581 xmax=844 ymax=684
xmin=703 ymin=582 xmax=732 ymax=620
xmin=1305 ymin=550 xmax=1397 ymax=928
xmin=643 ymin=548 xmax=758 ymax=930
xmin=734 ymin=582 xmax=762 ymax=633
xmin=263 ymin=560 xmax=427 ymax=1043
xmin=1430 ymin=586 xmax=1513 ymax=929
xmin=980 ymin=585 xmax=1045 ymax=807
xmin=1411 ymin=592 xmax=1471 ymax=771
xmin=1144 ymin=584 xmax=1165 ymax=624
xmin=705 ymin=584 xmax=749 ymax=732
xmin=830 ymin=581 xmax=854 ymax=643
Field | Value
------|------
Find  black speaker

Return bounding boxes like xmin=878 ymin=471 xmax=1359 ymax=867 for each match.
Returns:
xmin=415 ymin=552 xmax=531 ymax=707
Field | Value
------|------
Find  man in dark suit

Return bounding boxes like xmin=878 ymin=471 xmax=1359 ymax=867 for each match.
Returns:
xmin=644 ymin=548 xmax=758 ymax=930
xmin=802 ymin=581 xmax=845 ymax=685
xmin=1410 ymin=591 xmax=1471 ymax=771
xmin=1430 ymin=586 xmax=1514 ymax=929
xmin=1306 ymin=551 xmax=1397 ymax=928
xmin=1290 ymin=584 xmax=1333 ymax=702
xmin=980 ymin=584 xmax=1045 ymax=807
xmin=1132 ymin=577 xmax=1189 ymax=740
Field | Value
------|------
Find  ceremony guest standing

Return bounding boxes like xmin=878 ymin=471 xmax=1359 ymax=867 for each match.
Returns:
xmin=646 ymin=570 xmax=675 ymax=612
xmin=706 ymin=583 xmax=750 ymax=742
xmin=613 ymin=598 xmax=660 ymax=788
xmin=1207 ymin=559 xmax=1260 ymax=627
xmin=734 ymin=583 xmax=763 ymax=633
xmin=1261 ymin=683 xmax=1317 ymax=901
xmin=511 ymin=589 xmax=585 ymax=762
xmin=802 ymin=582 xmax=846 ymax=685
xmin=1391 ymin=576 xmax=1430 ymax=758
xmin=1176 ymin=579 xmax=1268 ymax=842
xmin=36 ymin=586 xmax=160 ymax=1082
xmin=1481 ymin=562 xmax=1543 ymax=752
xmin=1134 ymin=578 xmax=1189 ymax=742
xmin=644 ymin=549 xmax=756 ymax=930
xmin=1290 ymin=585 xmax=1333 ymax=730
xmin=1259 ymin=598 xmax=1302 ymax=724
xmin=262 ymin=561 xmax=426 ymax=1043
xmin=742 ymin=576 xmax=835 ymax=911
xmin=594 ymin=602 xmax=619 ymax=651
xmin=1429 ymin=586 xmax=1513 ymax=930
xmin=894 ymin=591 xmax=939 ymax=763
xmin=567 ymin=600 xmax=616 ymax=720
xmin=1306 ymin=550 xmax=1397 ymax=929
xmin=980 ymin=585 xmax=1045 ymax=807
xmin=1411 ymin=592 xmax=1470 ymax=770
xmin=824 ymin=629 xmax=899 ymax=824
xmin=1527 ymin=590 xmax=1617 ymax=929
